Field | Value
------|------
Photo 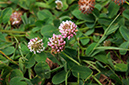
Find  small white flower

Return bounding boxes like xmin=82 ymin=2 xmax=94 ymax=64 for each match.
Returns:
xmin=28 ymin=38 xmax=45 ymax=54
xmin=55 ymin=0 xmax=63 ymax=10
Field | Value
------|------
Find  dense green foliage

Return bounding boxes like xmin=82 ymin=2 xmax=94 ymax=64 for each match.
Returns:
xmin=0 ymin=0 xmax=129 ymax=85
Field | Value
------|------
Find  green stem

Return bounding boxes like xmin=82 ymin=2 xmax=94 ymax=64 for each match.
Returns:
xmin=80 ymin=36 xmax=93 ymax=40
xmin=0 ymin=1 xmax=11 ymax=4
xmin=92 ymin=75 xmax=102 ymax=85
xmin=76 ymin=20 xmax=87 ymax=25
xmin=77 ymin=73 xmax=80 ymax=85
xmin=113 ymin=51 xmax=124 ymax=63
xmin=65 ymin=70 xmax=70 ymax=85
xmin=125 ymin=1 xmax=129 ymax=5
xmin=62 ymin=52 xmax=81 ymax=66
xmin=83 ymin=60 xmax=101 ymax=73
xmin=88 ymin=13 xmax=120 ymax=56
xmin=79 ymin=27 xmax=89 ymax=31
xmin=0 ymin=50 xmax=18 ymax=65
xmin=95 ymin=26 xmax=102 ymax=28
xmin=78 ymin=47 xmax=81 ymax=63
xmin=14 ymin=37 xmax=27 ymax=61
xmin=0 ymin=30 xmax=26 ymax=33
xmin=45 ymin=65 xmax=64 ymax=74
xmin=9 ymin=34 xmax=26 ymax=37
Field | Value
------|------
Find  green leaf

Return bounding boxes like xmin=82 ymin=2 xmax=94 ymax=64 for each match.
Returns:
xmin=106 ymin=24 xmax=119 ymax=35
xmin=98 ymin=18 xmax=111 ymax=26
xmin=114 ymin=63 xmax=127 ymax=72
xmin=52 ymin=70 xmax=67 ymax=84
xmin=26 ymin=31 xmax=42 ymax=39
xmin=72 ymin=9 xmax=95 ymax=22
xmin=1 ymin=7 xmax=12 ymax=24
xmin=18 ymin=0 xmax=30 ymax=9
xmin=119 ymin=26 xmax=129 ymax=41
xmin=67 ymin=0 xmax=75 ymax=4
xmin=107 ymin=1 xmax=119 ymax=18
xmin=0 ymin=42 xmax=14 ymax=50
xmin=119 ymin=41 xmax=129 ymax=55
xmin=85 ymin=22 xmax=96 ymax=28
xmin=84 ymin=28 xmax=95 ymax=36
xmin=34 ymin=52 xmax=47 ymax=62
xmin=21 ymin=13 xmax=29 ymax=25
xmin=10 ymin=69 xmax=23 ymax=79
xmin=0 ymin=61 xmax=12 ymax=78
xmin=34 ymin=62 xmax=50 ymax=78
xmin=10 ymin=77 xmax=33 ymax=85
xmin=95 ymin=3 xmax=102 ymax=11
xmin=0 ymin=32 xmax=7 ymax=41
xmin=0 ymin=55 xmax=6 ymax=61
xmin=41 ymin=25 xmax=58 ymax=37
xmin=62 ymin=0 xmax=68 ymax=10
xmin=94 ymin=53 xmax=108 ymax=64
xmin=24 ymin=54 xmax=35 ymax=68
xmin=123 ymin=9 xmax=129 ymax=20
xmin=32 ymin=27 xmax=41 ymax=32
xmin=72 ymin=65 xmax=92 ymax=79
xmin=80 ymin=38 xmax=90 ymax=45
xmin=37 ymin=10 xmax=53 ymax=21
xmin=20 ymin=43 xmax=30 ymax=55
xmin=86 ymin=43 xmax=97 ymax=56
xmin=35 ymin=2 xmax=51 ymax=8
xmin=122 ymin=78 xmax=129 ymax=85
xmin=1 ymin=46 xmax=15 ymax=55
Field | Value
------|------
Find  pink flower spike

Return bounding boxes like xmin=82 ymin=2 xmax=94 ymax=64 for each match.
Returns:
xmin=59 ymin=20 xmax=77 ymax=40
xmin=48 ymin=34 xmax=66 ymax=54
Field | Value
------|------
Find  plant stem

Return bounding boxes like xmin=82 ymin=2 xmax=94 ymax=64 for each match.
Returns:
xmin=113 ymin=51 xmax=124 ymax=63
xmin=0 ymin=30 xmax=26 ymax=33
xmin=83 ymin=60 xmax=101 ymax=73
xmin=88 ymin=13 xmax=120 ymax=56
xmin=125 ymin=1 xmax=129 ymax=5
xmin=0 ymin=50 xmax=18 ymax=65
xmin=77 ymin=73 xmax=80 ymax=85
xmin=65 ymin=70 xmax=70 ymax=85
xmin=14 ymin=37 xmax=27 ymax=61
xmin=76 ymin=20 xmax=87 ymax=25
xmin=45 ymin=65 xmax=64 ymax=74
xmin=92 ymin=75 xmax=102 ymax=85
xmin=79 ymin=27 xmax=89 ymax=31
xmin=62 ymin=52 xmax=81 ymax=66
xmin=0 ymin=1 xmax=11 ymax=4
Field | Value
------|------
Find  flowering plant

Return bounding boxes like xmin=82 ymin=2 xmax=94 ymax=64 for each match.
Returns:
xmin=1 ymin=0 xmax=129 ymax=85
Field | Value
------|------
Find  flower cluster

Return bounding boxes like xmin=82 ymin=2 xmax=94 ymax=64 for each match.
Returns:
xmin=28 ymin=38 xmax=45 ymax=54
xmin=10 ymin=11 xmax=22 ymax=25
xmin=55 ymin=0 xmax=63 ymax=10
xmin=112 ymin=0 xmax=125 ymax=5
xmin=48 ymin=34 xmax=66 ymax=54
xmin=59 ymin=20 xmax=77 ymax=40
xmin=78 ymin=0 xmax=95 ymax=14
xmin=28 ymin=21 xmax=77 ymax=54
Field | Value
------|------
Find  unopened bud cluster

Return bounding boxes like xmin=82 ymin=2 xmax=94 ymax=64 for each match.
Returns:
xmin=48 ymin=34 xmax=66 ymax=54
xmin=28 ymin=38 xmax=45 ymax=54
xmin=59 ymin=20 xmax=77 ymax=40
